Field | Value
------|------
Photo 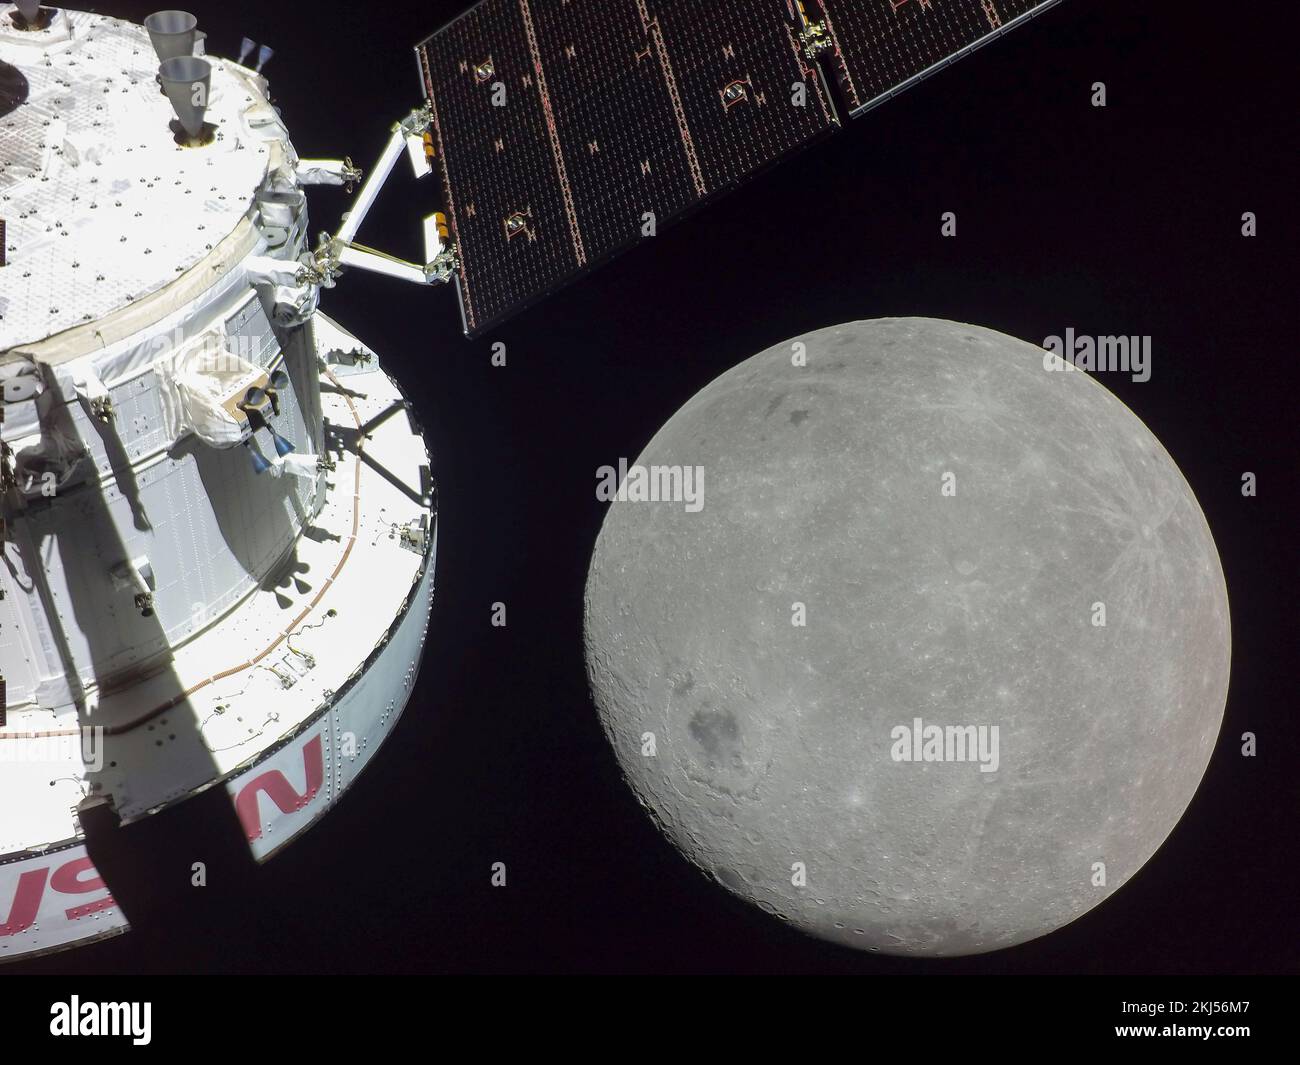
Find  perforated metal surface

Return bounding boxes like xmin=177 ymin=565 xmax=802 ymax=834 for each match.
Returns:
xmin=418 ymin=0 xmax=836 ymax=336
xmin=0 ymin=10 xmax=276 ymax=350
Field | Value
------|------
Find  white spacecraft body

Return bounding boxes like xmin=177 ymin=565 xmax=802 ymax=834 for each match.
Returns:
xmin=0 ymin=7 xmax=437 ymax=961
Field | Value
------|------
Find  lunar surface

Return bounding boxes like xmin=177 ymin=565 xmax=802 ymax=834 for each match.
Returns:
xmin=584 ymin=318 xmax=1231 ymax=956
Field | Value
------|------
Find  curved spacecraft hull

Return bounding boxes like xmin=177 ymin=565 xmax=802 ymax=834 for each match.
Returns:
xmin=0 ymin=423 xmax=435 ymax=958
xmin=0 ymin=9 xmax=436 ymax=961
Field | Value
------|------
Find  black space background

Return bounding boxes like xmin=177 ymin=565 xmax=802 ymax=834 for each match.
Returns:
xmin=13 ymin=0 xmax=1295 ymax=976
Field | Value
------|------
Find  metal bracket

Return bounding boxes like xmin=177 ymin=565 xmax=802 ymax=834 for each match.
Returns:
xmin=304 ymin=231 xmax=345 ymax=287
xmin=310 ymin=231 xmax=458 ymax=288
xmin=397 ymin=104 xmax=433 ymax=138
xmin=799 ymin=20 xmax=832 ymax=60
xmin=397 ymin=515 xmax=429 ymax=555
xmin=340 ymin=156 xmax=363 ymax=193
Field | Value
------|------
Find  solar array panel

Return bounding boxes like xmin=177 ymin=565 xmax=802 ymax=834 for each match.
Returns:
xmin=814 ymin=0 xmax=1062 ymax=116
xmin=416 ymin=0 xmax=1062 ymax=336
xmin=417 ymin=0 xmax=836 ymax=336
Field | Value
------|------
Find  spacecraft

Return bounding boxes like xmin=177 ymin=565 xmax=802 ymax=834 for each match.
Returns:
xmin=0 ymin=4 xmax=441 ymax=960
xmin=1 ymin=0 xmax=1061 ymax=962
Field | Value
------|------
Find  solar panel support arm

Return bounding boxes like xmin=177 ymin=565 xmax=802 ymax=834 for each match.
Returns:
xmin=335 ymin=106 xmax=433 ymax=245
xmin=308 ymin=213 xmax=457 ymax=287
xmin=333 ymin=242 xmax=454 ymax=286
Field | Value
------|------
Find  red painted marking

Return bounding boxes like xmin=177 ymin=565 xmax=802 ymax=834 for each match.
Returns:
xmin=1 ymin=856 xmax=115 ymax=937
xmin=235 ymin=734 xmax=325 ymax=841
xmin=0 ymin=868 xmax=48 ymax=937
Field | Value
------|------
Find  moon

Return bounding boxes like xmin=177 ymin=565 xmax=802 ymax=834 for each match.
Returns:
xmin=584 ymin=318 xmax=1230 ymax=956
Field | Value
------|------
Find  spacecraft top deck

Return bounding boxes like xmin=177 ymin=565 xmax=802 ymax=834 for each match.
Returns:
xmin=0 ymin=6 xmax=279 ymax=356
